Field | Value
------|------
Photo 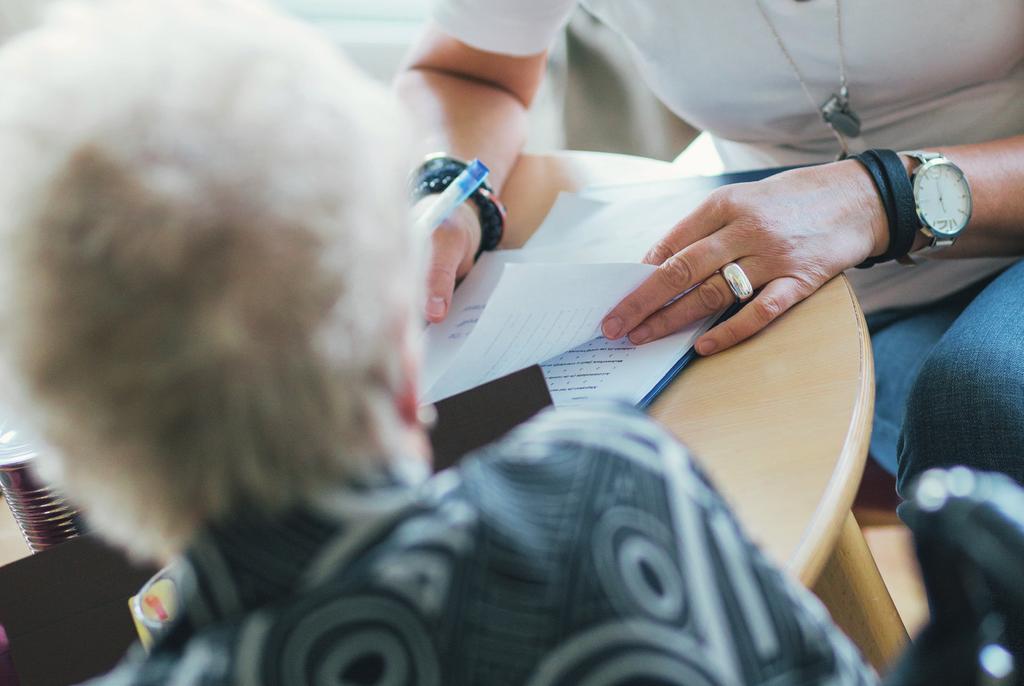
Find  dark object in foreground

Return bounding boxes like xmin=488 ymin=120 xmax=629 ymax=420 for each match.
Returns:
xmin=0 ymin=535 xmax=156 ymax=686
xmin=428 ymin=364 xmax=552 ymax=471
xmin=885 ymin=468 xmax=1024 ymax=686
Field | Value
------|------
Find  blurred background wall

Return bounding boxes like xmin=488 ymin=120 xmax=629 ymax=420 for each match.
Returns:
xmin=0 ymin=0 xmax=719 ymax=168
xmin=266 ymin=0 xmax=701 ymax=161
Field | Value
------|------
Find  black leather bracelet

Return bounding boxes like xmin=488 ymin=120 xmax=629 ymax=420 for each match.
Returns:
xmin=853 ymin=151 xmax=895 ymax=268
xmin=411 ymin=155 xmax=506 ymax=259
xmin=871 ymin=149 xmax=917 ymax=261
xmin=852 ymin=149 xmax=916 ymax=268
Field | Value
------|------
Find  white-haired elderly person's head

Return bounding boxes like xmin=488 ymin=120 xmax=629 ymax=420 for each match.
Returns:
xmin=0 ymin=0 xmax=422 ymax=561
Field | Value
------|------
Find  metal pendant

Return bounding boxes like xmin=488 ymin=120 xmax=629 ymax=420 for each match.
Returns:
xmin=821 ymin=89 xmax=861 ymax=138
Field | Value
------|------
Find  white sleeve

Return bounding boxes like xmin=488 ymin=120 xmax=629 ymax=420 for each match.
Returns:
xmin=430 ymin=0 xmax=577 ymax=56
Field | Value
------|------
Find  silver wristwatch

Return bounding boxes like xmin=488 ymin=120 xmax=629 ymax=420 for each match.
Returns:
xmin=900 ymin=150 xmax=972 ymax=259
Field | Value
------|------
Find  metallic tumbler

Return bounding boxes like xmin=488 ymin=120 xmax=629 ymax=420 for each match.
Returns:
xmin=0 ymin=419 xmax=82 ymax=552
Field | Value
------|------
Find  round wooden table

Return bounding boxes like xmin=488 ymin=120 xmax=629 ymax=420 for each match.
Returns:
xmin=504 ymin=151 xmax=907 ymax=670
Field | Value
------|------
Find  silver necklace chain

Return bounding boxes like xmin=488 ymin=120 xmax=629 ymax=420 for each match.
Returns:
xmin=755 ymin=0 xmax=857 ymax=158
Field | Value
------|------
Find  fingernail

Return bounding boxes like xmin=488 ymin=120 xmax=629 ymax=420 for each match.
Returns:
xmin=426 ymin=296 xmax=447 ymax=319
xmin=602 ymin=316 xmax=623 ymax=340
xmin=629 ymin=325 xmax=651 ymax=344
xmin=696 ymin=339 xmax=717 ymax=355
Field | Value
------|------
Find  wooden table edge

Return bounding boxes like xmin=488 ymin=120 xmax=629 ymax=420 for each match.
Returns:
xmin=790 ymin=274 xmax=874 ymax=585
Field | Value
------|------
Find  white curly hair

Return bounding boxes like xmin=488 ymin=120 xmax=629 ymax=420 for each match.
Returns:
xmin=0 ymin=0 xmax=419 ymax=560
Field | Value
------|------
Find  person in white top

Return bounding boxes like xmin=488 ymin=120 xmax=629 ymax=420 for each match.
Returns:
xmin=397 ymin=0 xmax=1024 ymax=489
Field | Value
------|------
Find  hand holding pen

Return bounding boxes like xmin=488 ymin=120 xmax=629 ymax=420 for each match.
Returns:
xmin=412 ymin=159 xmax=490 ymax=322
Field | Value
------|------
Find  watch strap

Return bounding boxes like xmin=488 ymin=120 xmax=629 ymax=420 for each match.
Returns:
xmin=897 ymin=237 xmax=955 ymax=265
xmin=900 ymin=150 xmax=941 ymax=165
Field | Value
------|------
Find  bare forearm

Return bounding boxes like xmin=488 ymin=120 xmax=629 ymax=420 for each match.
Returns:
xmin=395 ymin=26 xmax=548 ymax=319
xmin=395 ymin=67 xmax=527 ymax=192
xmin=395 ymin=23 xmax=546 ymax=193
xmin=911 ymin=134 xmax=1024 ymax=257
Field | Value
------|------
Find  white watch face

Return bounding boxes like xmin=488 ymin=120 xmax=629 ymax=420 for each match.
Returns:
xmin=914 ymin=161 xmax=971 ymax=237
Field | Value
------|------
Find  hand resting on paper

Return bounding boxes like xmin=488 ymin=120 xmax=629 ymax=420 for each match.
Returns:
xmin=601 ymin=161 xmax=889 ymax=355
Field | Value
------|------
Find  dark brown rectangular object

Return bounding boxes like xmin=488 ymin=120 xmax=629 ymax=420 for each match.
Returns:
xmin=428 ymin=365 xmax=553 ymax=472
xmin=0 ymin=535 xmax=156 ymax=686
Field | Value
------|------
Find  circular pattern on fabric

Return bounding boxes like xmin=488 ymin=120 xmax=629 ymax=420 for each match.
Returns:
xmin=525 ymin=620 xmax=721 ymax=686
xmin=618 ymin=536 xmax=684 ymax=621
xmin=264 ymin=595 xmax=440 ymax=686
xmin=592 ymin=507 xmax=687 ymax=625
xmin=314 ymin=630 xmax=408 ymax=686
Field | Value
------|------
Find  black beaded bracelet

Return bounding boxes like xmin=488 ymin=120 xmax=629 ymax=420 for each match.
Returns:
xmin=852 ymin=149 xmax=917 ymax=268
xmin=411 ymin=155 xmax=506 ymax=259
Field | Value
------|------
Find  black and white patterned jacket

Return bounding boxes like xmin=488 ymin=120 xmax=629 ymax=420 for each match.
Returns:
xmin=88 ymin=404 xmax=877 ymax=686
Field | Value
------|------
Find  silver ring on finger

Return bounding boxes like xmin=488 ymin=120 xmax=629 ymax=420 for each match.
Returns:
xmin=721 ymin=262 xmax=754 ymax=303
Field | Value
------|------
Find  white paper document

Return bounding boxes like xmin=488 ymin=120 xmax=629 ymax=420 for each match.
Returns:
xmin=418 ymin=250 xmax=536 ymax=398
xmin=419 ymin=183 xmax=724 ymax=407
xmin=418 ymin=246 xmax=652 ymax=396
xmin=578 ymin=176 xmax=709 ymax=203
xmin=524 ymin=189 xmax=709 ymax=259
xmin=420 ymin=260 xmax=718 ymax=406
xmin=540 ymin=314 xmax=714 ymax=406
xmin=422 ymin=262 xmax=656 ymax=404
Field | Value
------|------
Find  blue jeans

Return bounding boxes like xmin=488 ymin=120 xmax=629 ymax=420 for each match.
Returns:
xmin=868 ymin=259 xmax=1024 ymax=496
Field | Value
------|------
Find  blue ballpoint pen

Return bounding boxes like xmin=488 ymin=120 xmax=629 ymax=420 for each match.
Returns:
xmin=412 ymin=159 xmax=489 ymax=237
